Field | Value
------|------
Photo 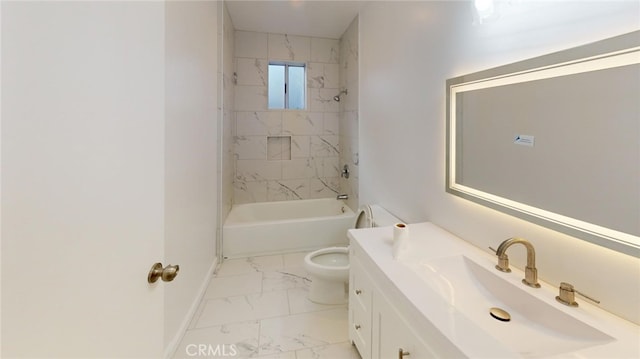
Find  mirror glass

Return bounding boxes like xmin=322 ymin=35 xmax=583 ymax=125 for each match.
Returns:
xmin=446 ymin=31 xmax=640 ymax=257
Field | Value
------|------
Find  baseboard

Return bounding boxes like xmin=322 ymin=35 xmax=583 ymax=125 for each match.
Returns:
xmin=164 ymin=257 xmax=218 ymax=359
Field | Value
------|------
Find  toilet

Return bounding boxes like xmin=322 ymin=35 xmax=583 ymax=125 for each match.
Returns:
xmin=304 ymin=204 xmax=401 ymax=304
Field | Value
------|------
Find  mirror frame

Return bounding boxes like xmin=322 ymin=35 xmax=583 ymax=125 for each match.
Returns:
xmin=446 ymin=31 xmax=640 ymax=258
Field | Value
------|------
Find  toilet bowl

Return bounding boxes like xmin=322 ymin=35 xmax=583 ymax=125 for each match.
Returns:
xmin=304 ymin=204 xmax=401 ymax=304
xmin=304 ymin=247 xmax=349 ymax=304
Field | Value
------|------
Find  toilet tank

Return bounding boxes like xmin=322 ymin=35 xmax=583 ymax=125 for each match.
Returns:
xmin=354 ymin=204 xmax=402 ymax=229
xmin=370 ymin=204 xmax=402 ymax=227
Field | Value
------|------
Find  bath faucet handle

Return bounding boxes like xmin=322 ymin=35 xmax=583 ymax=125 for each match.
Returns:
xmin=556 ymin=282 xmax=600 ymax=307
xmin=341 ymin=164 xmax=350 ymax=179
xmin=489 ymin=246 xmax=511 ymax=273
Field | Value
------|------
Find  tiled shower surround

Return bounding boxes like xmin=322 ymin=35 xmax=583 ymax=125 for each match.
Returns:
xmin=221 ymin=4 xmax=235 ymax=220
xmin=339 ymin=17 xmax=359 ymax=211
xmin=233 ymin=29 xmax=355 ymax=204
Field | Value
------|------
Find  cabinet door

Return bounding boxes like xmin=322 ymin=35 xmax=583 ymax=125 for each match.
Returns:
xmin=349 ymin=253 xmax=374 ymax=358
xmin=350 ymin=255 xmax=373 ymax=313
xmin=374 ymin=293 xmax=436 ymax=359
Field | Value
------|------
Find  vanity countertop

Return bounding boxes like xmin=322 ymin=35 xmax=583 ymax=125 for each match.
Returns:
xmin=348 ymin=222 xmax=640 ymax=358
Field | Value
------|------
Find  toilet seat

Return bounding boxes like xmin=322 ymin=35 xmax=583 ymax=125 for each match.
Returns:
xmin=306 ymin=247 xmax=349 ymax=269
xmin=354 ymin=205 xmax=373 ymax=229
xmin=304 ymin=247 xmax=349 ymax=304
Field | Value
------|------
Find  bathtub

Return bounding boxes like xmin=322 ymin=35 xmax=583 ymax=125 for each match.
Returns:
xmin=223 ymin=198 xmax=356 ymax=258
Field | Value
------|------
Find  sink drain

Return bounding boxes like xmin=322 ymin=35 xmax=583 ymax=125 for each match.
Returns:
xmin=489 ymin=307 xmax=511 ymax=322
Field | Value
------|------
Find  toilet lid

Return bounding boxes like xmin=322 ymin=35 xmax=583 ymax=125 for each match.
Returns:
xmin=354 ymin=205 xmax=373 ymax=228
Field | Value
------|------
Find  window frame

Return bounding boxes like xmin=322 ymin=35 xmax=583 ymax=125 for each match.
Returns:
xmin=268 ymin=61 xmax=306 ymax=110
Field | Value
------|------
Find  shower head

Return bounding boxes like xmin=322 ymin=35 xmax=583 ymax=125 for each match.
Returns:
xmin=333 ymin=89 xmax=348 ymax=102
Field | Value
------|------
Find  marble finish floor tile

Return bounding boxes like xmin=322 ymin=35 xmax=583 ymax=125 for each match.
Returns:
xmin=195 ymin=290 xmax=290 ymax=329
xmin=258 ymin=308 xmax=349 ymax=355
xmin=262 ymin=266 xmax=311 ymax=292
xmin=287 ymin=287 xmax=346 ymax=315
xmin=173 ymin=321 xmax=260 ymax=359
xmin=178 ymin=252 xmax=358 ymax=359
xmin=283 ymin=251 xmax=309 ymax=268
xmin=217 ymin=255 xmax=284 ymax=277
xmin=296 ymin=342 xmax=361 ymax=359
xmin=204 ymin=271 xmax=263 ymax=299
xmin=256 ymin=352 xmax=296 ymax=359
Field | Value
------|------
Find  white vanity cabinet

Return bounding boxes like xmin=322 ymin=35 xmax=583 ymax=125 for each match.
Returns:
xmin=348 ymin=223 xmax=640 ymax=359
xmin=373 ymin=289 xmax=436 ymax=359
xmin=348 ymin=248 xmax=373 ymax=358
xmin=349 ymin=245 xmax=435 ymax=359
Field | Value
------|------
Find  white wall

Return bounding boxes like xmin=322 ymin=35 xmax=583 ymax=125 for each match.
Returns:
xmin=164 ymin=1 xmax=219 ymax=353
xmin=360 ymin=1 xmax=640 ymax=324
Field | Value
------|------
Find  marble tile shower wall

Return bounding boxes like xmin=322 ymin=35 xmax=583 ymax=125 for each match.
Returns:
xmin=339 ymin=17 xmax=359 ymax=211
xmin=221 ymin=4 xmax=235 ymax=219
xmin=233 ymin=31 xmax=342 ymax=204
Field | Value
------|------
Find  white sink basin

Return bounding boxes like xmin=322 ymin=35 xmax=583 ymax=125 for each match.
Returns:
xmin=407 ymin=255 xmax=614 ymax=358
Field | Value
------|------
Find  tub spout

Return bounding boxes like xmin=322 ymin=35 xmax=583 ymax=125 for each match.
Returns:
xmin=337 ymin=194 xmax=349 ymax=200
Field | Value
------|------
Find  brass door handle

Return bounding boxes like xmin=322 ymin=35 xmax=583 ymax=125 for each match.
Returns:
xmin=399 ymin=348 xmax=410 ymax=359
xmin=148 ymin=262 xmax=180 ymax=283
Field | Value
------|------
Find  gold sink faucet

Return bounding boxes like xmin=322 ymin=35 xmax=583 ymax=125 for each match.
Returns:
xmin=492 ymin=237 xmax=541 ymax=288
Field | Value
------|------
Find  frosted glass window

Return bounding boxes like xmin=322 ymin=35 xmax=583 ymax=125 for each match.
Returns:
xmin=268 ymin=63 xmax=305 ymax=110
xmin=288 ymin=66 xmax=305 ymax=109
xmin=268 ymin=64 xmax=285 ymax=109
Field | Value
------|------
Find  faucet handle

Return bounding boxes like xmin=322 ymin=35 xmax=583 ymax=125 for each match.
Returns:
xmin=489 ymin=246 xmax=511 ymax=273
xmin=556 ymin=282 xmax=600 ymax=307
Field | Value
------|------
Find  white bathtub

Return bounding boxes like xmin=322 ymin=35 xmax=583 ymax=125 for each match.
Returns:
xmin=223 ymin=198 xmax=356 ymax=258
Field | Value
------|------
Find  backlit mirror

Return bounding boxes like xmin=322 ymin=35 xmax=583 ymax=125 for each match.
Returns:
xmin=446 ymin=31 xmax=640 ymax=257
